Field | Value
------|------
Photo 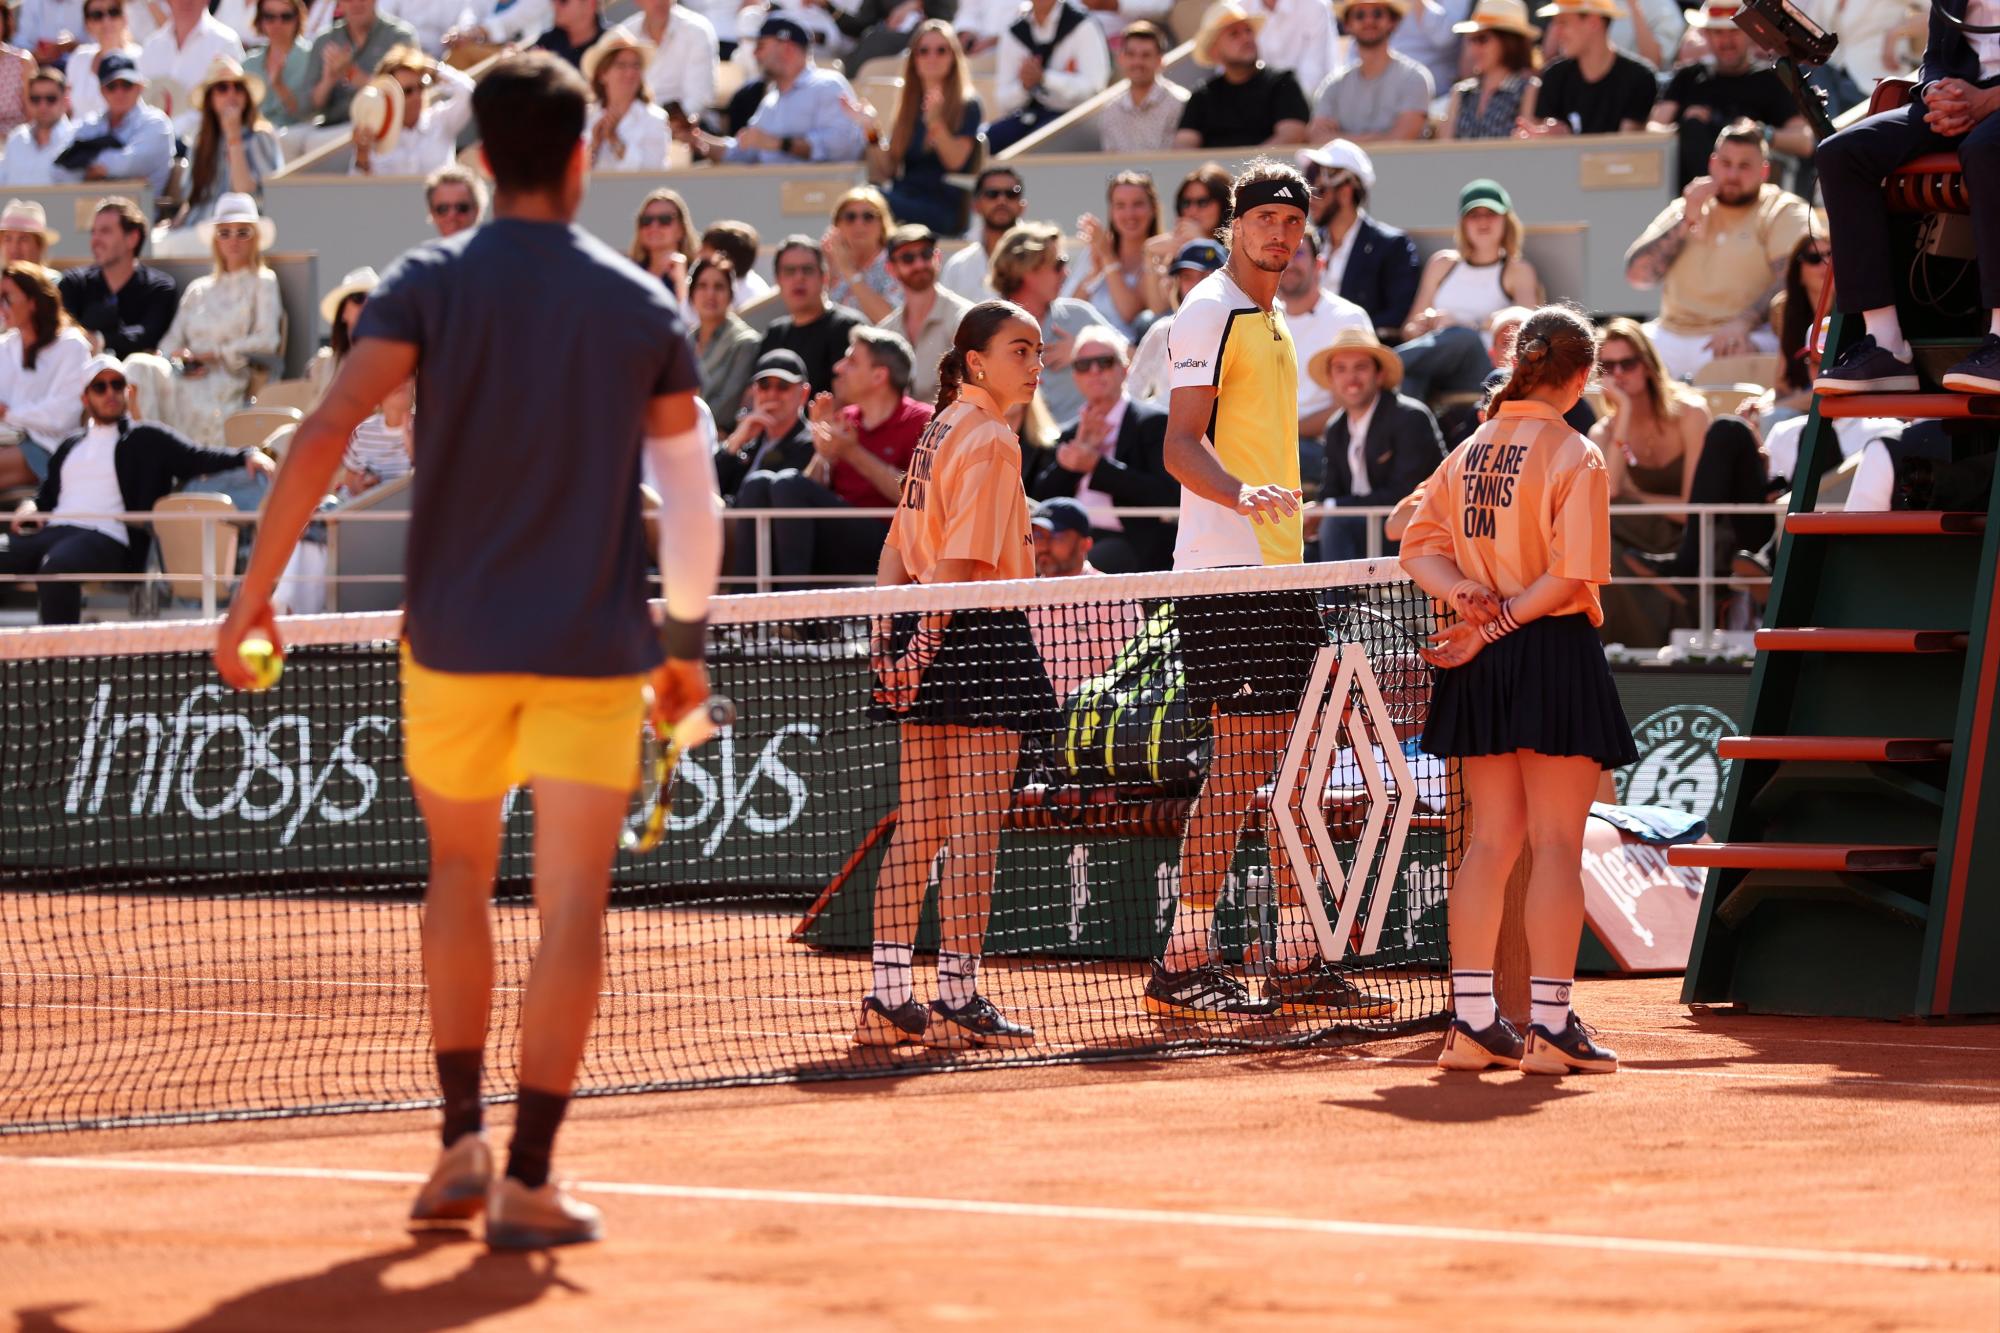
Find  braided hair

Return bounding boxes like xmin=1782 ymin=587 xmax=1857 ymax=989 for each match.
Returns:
xmin=1486 ymin=304 xmax=1596 ymax=416
xmin=934 ymin=299 xmax=1036 ymax=412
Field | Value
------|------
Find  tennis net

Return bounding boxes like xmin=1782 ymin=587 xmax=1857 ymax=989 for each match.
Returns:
xmin=0 ymin=559 xmax=1455 ymax=1133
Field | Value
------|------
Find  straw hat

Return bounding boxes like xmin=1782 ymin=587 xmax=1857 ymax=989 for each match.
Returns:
xmin=0 ymin=198 xmax=58 ymax=247
xmin=191 ymin=54 xmax=265 ymax=115
xmin=199 ymin=192 xmax=276 ymax=248
xmin=1309 ymin=326 xmax=1404 ymax=392
xmin=319 ymin=266 xmax=379 ymax=324
xmin=581 ymin=26 xmax=656 ymax=88
xmin=1535 ymin=0 xmax=1624 ymax=19
xmin=1192 ymin=1 xmax=1267 ymax=67
xmin=349 ymin=75 xmax=405 ymax=158
xmin=1452 ymin=0 xmax=1537 ymax=38
xmin=1685 ymin=0 xmax=1745 ymax=29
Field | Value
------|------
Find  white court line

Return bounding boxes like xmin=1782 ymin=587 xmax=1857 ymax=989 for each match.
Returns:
xmin=3 ymin=1155 xmax=1984 ymax=1276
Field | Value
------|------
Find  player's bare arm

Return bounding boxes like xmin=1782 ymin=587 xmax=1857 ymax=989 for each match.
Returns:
xmin=1163 ymin=382 xmax=1300 ymax=525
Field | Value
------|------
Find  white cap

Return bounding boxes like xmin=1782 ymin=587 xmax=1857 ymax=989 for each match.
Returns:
xmin=1296 ymin=138 xmax=1376 ymax=191
xmin=82 ymin=353 xmax=126 ymax=384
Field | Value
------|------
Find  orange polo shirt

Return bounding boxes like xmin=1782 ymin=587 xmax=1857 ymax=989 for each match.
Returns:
xmin=884 ymin=383 xmax=1035 ymax=584
xmin=1400 ymin=400 xmax=1612 ymax=626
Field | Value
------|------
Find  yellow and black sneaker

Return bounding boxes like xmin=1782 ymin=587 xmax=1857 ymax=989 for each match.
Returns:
xmin=1264 ymin=958 xmax=1398 ymax=1019
xmin=926 ymin=994 xmax=1035 ymax=1050
xmin=1143 ymin=962 xmax=1279 ymax=1019
xmin=1521 ymin=1014 xmax=1619 ymax=1075
xmin=1436 ymin=1015 xmax=1525 ymax=1071
xmin=854 ymin=994 xmax=927 ymax=1048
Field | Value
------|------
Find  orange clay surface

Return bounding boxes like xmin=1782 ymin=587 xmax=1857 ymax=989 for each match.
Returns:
xmin=3 ymin=978 xmax=1997 ymax=1332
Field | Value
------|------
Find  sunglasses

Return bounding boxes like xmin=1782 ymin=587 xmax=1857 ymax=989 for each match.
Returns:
xmin=889 ymin=246 xmax=936 ymax=264
xmin=88 ymin=377 xmax=127 ymax=393
xmin=1598 ymin=355 xmax=1640 ymax=373
xmin=431 ymin=200 xmax=475 ymax=217
xmin=1072 ymin=355 xmax=1119 ymax=373
xmin=1800 ymin=248 xmax=1828 ymax=265
xmin=1177 ymin=193 xmax=1215 ymax=212
xmin=257 ymin=7 xmax=295 ymax=18
xmin=85 ymin=5 xmax=121 ymax=16
xmin=979 ymin=184 xmax=1023 ymax=200
xmin=27 ymin=92 xmax=58 ymax=104
xmin=640 ymin=211 xmax=680 ymax=226
xmin=837 ymin=209 xmax=880 ymax=225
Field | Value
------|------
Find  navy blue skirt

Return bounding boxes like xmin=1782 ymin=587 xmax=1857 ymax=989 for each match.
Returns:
xmin=868 ymin=608 xmax=1058 ymax=734
xmin=1422 ymin=613 xmax=1637 ymax=769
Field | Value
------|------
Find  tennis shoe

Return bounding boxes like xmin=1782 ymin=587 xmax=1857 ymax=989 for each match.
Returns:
xmin=1941 ymin=334 xmax=2000 ymax=395
xmin=409 ymin=1131 xmax=492 ymax=1223
xmin=1520 ymin=1014 xmax=1619 ymax=1075
xmin=926 ymin=993 xmax=1035 ymax=1049
xmin=1143 ymin=962 xmax=1279 ymax=1019
xmin=1813 ymin=335 xmax=1920 ymax=394
xmin=1264 ymin=958 xmax=1398 ymax=1019
xmin=1436 ymin=1016 xmax=1525 ymax=1071
xmin=485 ymin=1176 xmax=604 ymax=1250
xmin=853 ymin=994 xmax=927 ymax=1048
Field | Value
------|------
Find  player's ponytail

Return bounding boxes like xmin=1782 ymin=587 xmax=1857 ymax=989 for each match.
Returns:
xmin=934 ymin=299 xmax=1037 ymax=413
xmin=1486 ymin=304 xmax=1596 ymax=417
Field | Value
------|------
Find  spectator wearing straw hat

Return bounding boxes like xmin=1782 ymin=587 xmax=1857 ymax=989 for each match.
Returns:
xmin=53 ymin=53 xmax=171 ymax=192
xmin=58 ymin=197 xmax=179 ymax=359
xmin=122 ymin=192 xmax=281 ymax=448
xmin=1518 ymin=0 xmax=1655 ymax=136
xmin=1298 ymin=138 xmax=1420 ymax=343
xmin=1436 ymin=0 xmax=1541 ymax=141
xmin=1310 ymin=325 xmax=1444 ymax=560
xmin=1174 ymin=1 xmax=1310 ymax=149
xmin=581 ymin=27 xmax=668 ymax=171
xmin=153 ymin=56 xmax=281 ymax=252
xmin=307 ymin=264 xmax=376 ymax=403
xmin=617 ymin=0 xmax=716 ymax=120
xmin=0 ymin=65 xmax=72 ymax=185
xmin=1306 ymin=0 xmax=1434 ymax=144
xmin=138 ymin=0 xmax=245 ymax=139
xmin=1280 ymin=228 xmax=1373 ymax=445
xmin=2 ymin=353 xmax=272 ymax=624
xmin=985 ymin=0 xmax=1109 ymax=153
xmin=1649 ymin=0 xmax=1809 ymax=189
xmin=352 ymin=45 xmax=474 ymax=177
xmin=685 ymin=15 xmax=867 ymax=164
xmin=0 ymin=198 xmax=57 ymax=264
xmin=303 ymin=0 xmax=416 ymax=127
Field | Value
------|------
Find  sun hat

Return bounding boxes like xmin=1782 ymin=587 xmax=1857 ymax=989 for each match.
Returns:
xmin=1452 ymin=0 xmax=1537 ymax=38
xmin=582 ymin=26 xmax=656 ymax=87
xmin=319 ymin=266 xmax=379 ymax=324
xmin=192 ymin=54 xmax=265 ymax=114
xmin=0 ymin=198 xmax=58 ymax=246
xmin=199 ymin=192 xmax=276 ymax=248
xmin=1192 ymin=1 xmax=1267 ymax=67
xmin=1308 ymin=326 xmax=1404 ymax=391
xmin=349 ymin=75 xmax=405 ymax=158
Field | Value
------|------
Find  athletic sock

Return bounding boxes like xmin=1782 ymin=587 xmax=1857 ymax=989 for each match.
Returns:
xmin=435 ymin=1048 xmax=484 ymax=1147
xmin=937 ymin=951 xmax=978 ymax=1010
xmin=504 ymin=1086 xmax=570 ymax=1189
xmin=1863 ymin=307 xmax=1910 ymax=362
xmin=1530 ymin=977 xmax=1574 ymax=1034
xmin=1451 ymin=970 xmax=1496 ymax=1029
xmin=870 ymin=941 xmax=913 ymax=1009
xmin=1990 ymin=309 xmax=2000 ymax=339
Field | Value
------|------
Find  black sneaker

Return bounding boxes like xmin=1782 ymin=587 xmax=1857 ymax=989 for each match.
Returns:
xmin=926 ymin=993 xmax=1035 ymax=1049
xmin=1520 ymin=1013 xmax=1619 ymax=1075
xmin=1941 ymin=334 xmax=2000 ymax=395
xmin=1263 ymin=957 xmax=1398 ymax=1019
xmin=853 ymin=994 xmax=927 ymax=1048
xmin=1436 ymin=1016 xmax=1525 ymax=1071
xmin=1814 ymin=335 xmax=1919 ymax=395
xmin=1143 ymin=962 xmax=1279 ymax=1019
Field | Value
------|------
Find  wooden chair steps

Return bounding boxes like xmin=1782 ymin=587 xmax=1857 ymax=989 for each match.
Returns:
xmin=1817 ymin=393 xmax=2000 ymax=421
xmin=1707 ymin=874 xmax=1932 ymax=929
xmin=1669 ymin=843 xmax=1937 ymax=873
xmin=1718 ymin=736 xmax=1953 ymax=763
xmin=1754 ymin=628 xmax=1968 ymax=653
xmin=1784 ymin=512 xmax=1986 ymax=537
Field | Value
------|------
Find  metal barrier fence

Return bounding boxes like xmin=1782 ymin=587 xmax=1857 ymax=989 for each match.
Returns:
xmin=0 ymin=502 xmax=1783 ymax=634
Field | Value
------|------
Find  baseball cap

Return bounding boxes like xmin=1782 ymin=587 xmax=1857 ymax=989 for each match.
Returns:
xmin=1296 ymin=138 xmax=1374 ymax=191
xmin=757 ymin=14 xmax=811 ymax=46
xmin=1169 ymin=239 xmax=1227 ymax=274
xmin=97 ymin=53 xmax=146 ymax=87
xmin=1458 ymin=178 xmax=1513 ymax=216
xmin=1032 ymin=497 xmax=1092 ymax=536
xmin=752 ymin=349 xmax=807 ymax=384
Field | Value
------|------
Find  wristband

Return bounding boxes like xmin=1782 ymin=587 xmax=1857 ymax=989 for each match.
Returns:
xmin=904 ymin=624 xmax=945 ymax=666
xmin=660 ymin=613 xmax=706 ymax=661
xmin=1478 ymin=599 xmax=1523 ymax=644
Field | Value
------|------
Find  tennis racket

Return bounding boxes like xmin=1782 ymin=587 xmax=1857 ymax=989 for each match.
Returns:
xmin=622 ymin=695 xmax=737 ymax=853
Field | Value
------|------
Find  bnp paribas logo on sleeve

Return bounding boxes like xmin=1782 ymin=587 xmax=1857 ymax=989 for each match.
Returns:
xmin=1614 ymin=704 xmax=1735 ymax=821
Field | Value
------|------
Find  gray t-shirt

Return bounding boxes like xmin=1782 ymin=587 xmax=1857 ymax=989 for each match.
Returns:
xmin=1312 ymin=52 xmax=1435 ymax=137
xmin=357 ymin=219 xmax=700 ymax=677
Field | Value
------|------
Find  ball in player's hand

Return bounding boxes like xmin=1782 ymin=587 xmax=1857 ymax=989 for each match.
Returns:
xmin=238 ymin=634 xmax=284 ymax=691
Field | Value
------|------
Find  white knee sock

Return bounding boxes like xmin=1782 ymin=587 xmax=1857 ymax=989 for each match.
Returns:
xmin=1862 ymin=307 xmax=1910 ymax=361
xmin=1989 ymin=309 xmax=2000 ymax=338
xmin=1451 ymin=970 xmax=1496 ymax=1029
xmin=1530 ymin=976 xmax=1574 ymax=1033
xmin=870 ymin=941 xmax=913 ymax=1009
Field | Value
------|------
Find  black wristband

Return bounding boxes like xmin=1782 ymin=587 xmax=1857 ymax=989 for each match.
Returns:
xmin=660 ymin=614 xmax=706 ymax=661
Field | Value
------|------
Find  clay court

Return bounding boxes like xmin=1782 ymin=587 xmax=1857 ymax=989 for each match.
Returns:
xmin=6 ymin=978 xmax=1997 ymax=1331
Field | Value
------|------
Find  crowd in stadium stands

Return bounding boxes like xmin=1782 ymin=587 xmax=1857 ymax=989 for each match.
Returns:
xmin=0 ymin=0 xmax=1977 ymax=637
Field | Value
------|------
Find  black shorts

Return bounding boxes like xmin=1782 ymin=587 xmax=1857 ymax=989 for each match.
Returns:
xmin=1176 ymin=588 xmax=1328 ymax=717
xmin=868 ymin=608 xmax=1058 ymax=734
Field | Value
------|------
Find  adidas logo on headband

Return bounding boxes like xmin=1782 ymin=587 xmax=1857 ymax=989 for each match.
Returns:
xmin=1233 ymin=177 xmax=1310 ymax=215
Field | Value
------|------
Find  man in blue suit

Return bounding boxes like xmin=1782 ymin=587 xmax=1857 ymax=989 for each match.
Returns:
xmin=1297 ymin=138 xmax=1421 ymax=343
xmin=1814 ymin=0 xmax=2000 ymax=395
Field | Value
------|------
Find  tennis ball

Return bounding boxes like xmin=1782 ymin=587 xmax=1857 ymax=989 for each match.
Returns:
xmin=239 ymin=634 xmax=284 ymax=691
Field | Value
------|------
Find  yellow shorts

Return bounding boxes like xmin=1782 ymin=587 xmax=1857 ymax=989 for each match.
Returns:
xmin=399 ymin=647 xmax=648 ymax=801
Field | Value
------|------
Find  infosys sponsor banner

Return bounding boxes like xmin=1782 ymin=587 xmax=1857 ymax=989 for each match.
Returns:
xmin=1 ymin=645 xmax=893 ymax=890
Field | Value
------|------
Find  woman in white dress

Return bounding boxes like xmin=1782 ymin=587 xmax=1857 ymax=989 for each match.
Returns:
xmin=124 ymin=193 xmax=283 ymax=448
xmin=583 ymin=28 xmax=669 ymax=173
xmin=0 ymin=261 xmax=93 ymax=489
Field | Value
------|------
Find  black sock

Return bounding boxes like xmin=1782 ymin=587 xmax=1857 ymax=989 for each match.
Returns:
xmin=505 ymin=1086 xmax=570 ymax=1188
xmin=435 ymin=1049 xmax=484 ymax=1147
